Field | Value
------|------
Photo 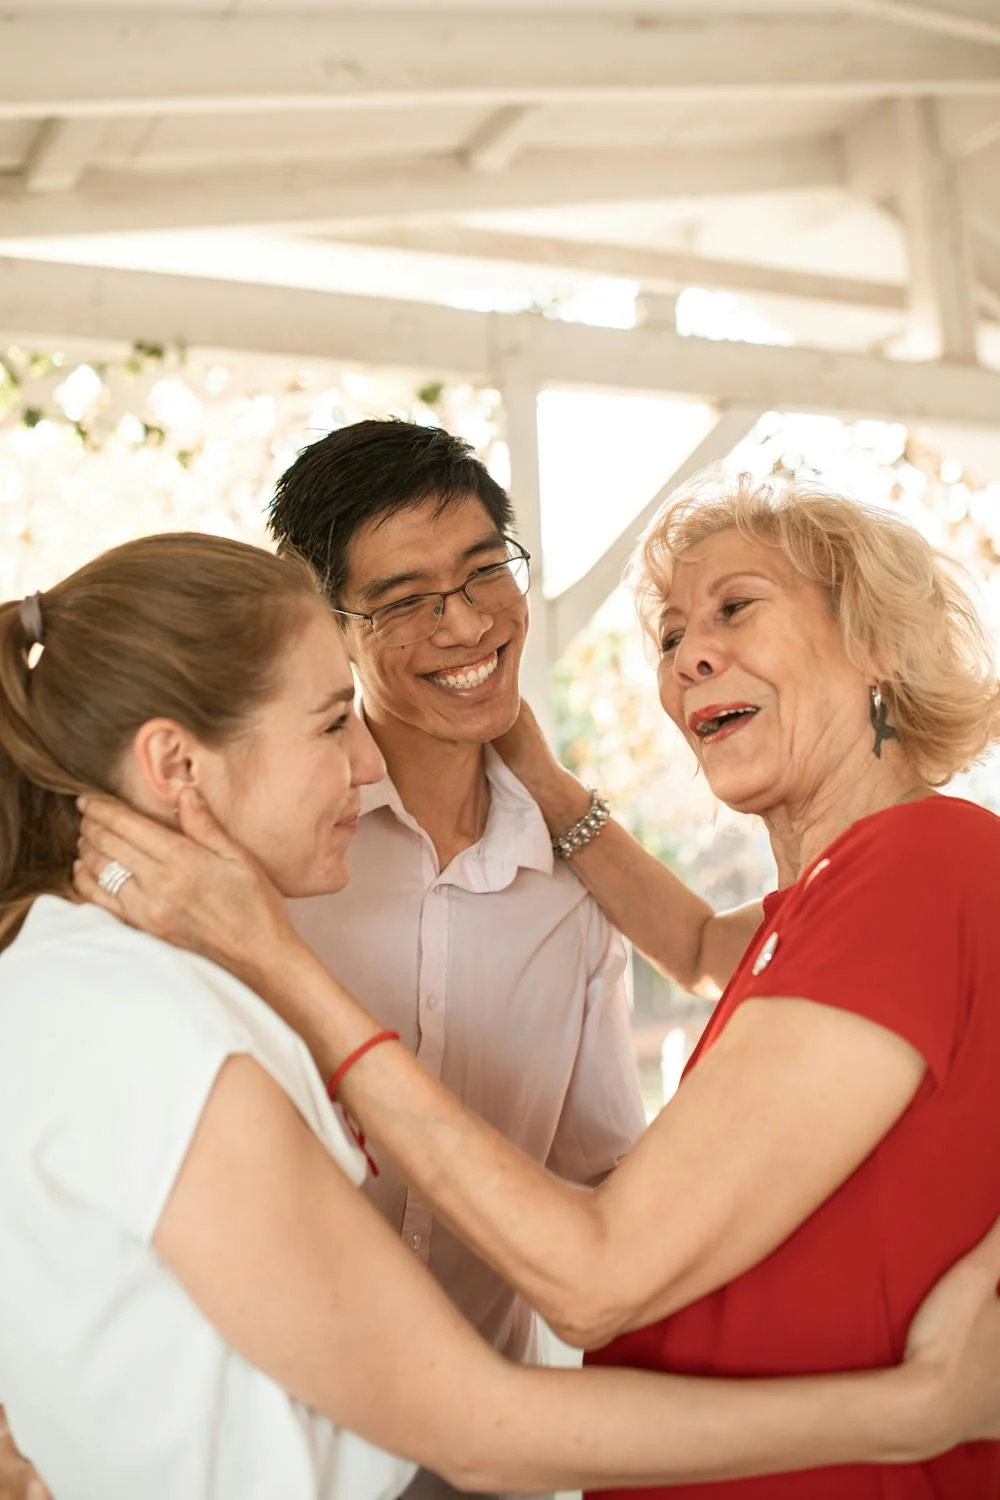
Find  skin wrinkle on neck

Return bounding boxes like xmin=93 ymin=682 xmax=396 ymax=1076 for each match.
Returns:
xmin=765 ymin=751 xmax=931 ymax=889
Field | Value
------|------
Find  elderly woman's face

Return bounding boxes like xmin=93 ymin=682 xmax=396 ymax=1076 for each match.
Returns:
xmin=656 ymin=528 xmax=871 ymax=814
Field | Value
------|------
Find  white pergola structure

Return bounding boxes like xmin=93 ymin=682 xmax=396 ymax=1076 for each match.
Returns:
xmin=2 ymin=0 xmax=1000 ymax=720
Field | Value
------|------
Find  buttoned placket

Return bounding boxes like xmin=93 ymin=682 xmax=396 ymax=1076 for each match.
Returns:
xmin=362 ymin=751 xmax=553 ymax=1267
xmin=400 ymin=847 xmax=451 ymax=1264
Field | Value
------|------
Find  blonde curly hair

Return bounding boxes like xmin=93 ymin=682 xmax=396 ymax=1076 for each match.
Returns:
xmin=633 ymin=471 xmax=1000 ymax=786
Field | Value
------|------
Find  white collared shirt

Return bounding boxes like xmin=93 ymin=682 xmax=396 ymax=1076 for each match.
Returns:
xmin=290 ymin=750 xmax=646 ymax=1364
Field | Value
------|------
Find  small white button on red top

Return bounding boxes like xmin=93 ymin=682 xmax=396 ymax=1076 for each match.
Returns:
xmin=752 ymin=931 xmax=779 ymax=976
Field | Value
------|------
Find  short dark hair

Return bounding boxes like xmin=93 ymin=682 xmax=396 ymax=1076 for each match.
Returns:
xmin=267 ymin=418 xmax=515 ymax=599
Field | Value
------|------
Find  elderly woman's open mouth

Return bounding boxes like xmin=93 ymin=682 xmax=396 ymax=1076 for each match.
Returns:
xmin=688 ymin=702 xmax=760 ymax=744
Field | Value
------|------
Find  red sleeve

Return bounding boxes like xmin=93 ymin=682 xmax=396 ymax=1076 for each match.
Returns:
xmin=738 ymin=804 xmax=967 ymax=1083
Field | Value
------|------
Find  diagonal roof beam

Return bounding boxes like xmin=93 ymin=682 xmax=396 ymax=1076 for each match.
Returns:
xmin=20 ymin=118 xmax=107 ymax=194
xmin=325 ymin=225 xmax=908 ymax=312
xmin=0 ymin=139 xmax=843 ymax=239
xmin=840 ymin=1 xmax=1000 ymax=49
xmin=460 ymin=106 xmax=538 ymax=173
xmin=549 ymin=407 xmax=763 ymax=659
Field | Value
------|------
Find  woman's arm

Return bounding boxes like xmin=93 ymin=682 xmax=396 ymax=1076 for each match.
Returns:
xmin=69 ymin=795 xmax=934 ymax=1349
xmin=0 ymin=1412 xmax=49 ymax=1500
xmin=494 ymin=703 xmax=761 ymax=994
xmin=156 ymin=1050 xmax=1000 ymax=1491
xmin=266 ymin=948 xmax=927 ymax=1348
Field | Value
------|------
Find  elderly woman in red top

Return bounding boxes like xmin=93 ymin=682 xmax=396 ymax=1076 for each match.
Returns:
xmin=79 ymin=475 xmax=1000 ymax=1497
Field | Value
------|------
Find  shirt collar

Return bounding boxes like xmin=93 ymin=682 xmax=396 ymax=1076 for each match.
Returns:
xmin=360 ymin=746 xmax=554 ymax=888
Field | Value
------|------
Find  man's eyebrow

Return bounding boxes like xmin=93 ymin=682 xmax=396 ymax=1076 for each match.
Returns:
xmin=356 ymin=531 xmax=508 ymax=605
xmin=356 ymin=570 xmax=424 ymax=605
xmin=308 ymin=686 xmax=356 ymax=715
xmin=660 ymin=570 xmax=775 ymax=618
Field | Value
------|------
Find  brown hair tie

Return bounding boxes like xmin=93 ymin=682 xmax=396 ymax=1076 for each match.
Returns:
xmin=19 ymin=591 xmax=45 ymax=670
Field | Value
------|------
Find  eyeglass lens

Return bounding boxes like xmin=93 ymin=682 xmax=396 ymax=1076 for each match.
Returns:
xmin=373 ymin=555 xmax=529 ymax=646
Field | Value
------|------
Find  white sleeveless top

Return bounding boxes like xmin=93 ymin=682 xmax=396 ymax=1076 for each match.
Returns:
xmin=0 ymin=895 xmax=416 ymax=1500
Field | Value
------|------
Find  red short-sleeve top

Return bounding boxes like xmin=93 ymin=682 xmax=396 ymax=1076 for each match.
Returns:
xmin=586 ymin=796 xmax=1000 ymax=1499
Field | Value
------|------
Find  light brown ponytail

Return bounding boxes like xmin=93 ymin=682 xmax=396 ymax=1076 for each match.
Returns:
xmin=0 ymin=533 xmax=321 ymax=951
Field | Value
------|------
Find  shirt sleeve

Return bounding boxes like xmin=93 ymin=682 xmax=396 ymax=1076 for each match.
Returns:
xmin=738 ymin=809 xmax=965 ymax=1083
xmin=546 ymin=902 xmax=647 ymax=1184
xmin=3 ymin=933 xmax=253 ymax=1243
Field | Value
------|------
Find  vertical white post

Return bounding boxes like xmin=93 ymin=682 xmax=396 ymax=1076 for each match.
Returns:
xmin=897 ymin=97 xmax=978 ymax=363
xmin=499 ymin=343 xmax=555 ymax=743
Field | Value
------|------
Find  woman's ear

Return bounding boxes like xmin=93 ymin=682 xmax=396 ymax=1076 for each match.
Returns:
xmin=129 ymin=718 xmax=204 ymax=815
xmin=855 ymin=639 xmax=890 ymax=693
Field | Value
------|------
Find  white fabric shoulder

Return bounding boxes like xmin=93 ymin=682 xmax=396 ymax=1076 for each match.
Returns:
xmin=0 ymin=897 xmax=366 ymax=1242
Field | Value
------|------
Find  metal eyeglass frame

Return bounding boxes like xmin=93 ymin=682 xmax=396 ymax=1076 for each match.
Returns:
xmin=330 ymin=541 xmax=532 ymax=644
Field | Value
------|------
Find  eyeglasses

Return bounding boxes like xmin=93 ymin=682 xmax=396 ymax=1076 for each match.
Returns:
xmin=332 ymin=542 xmax=531 ymax=648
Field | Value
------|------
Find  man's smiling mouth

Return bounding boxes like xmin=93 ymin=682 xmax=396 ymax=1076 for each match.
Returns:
xmin=425 ymin=645 xmax=505 ymax=692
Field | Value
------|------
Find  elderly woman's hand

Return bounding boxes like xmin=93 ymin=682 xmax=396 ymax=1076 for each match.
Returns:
xmin=902 ymin=1215 xmax=1000 ymax=1451
xmin=493 ymin=700 xmax=595 ymax=836
xmin=0 ymin=1410 xmax=51 ymax=1500
xmin=73 ymin=788 xmax=298 ymax=994
xmin=492 ymin=700 xmax=564 ymax=796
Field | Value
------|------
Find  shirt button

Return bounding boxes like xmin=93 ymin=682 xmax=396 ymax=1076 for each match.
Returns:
xmin=410 ymin=1233 xmax=423 ymax=1250
xmin=426 ymin=995 xmax=440 ymax=1012
xmin=752 ymin=931 xmax=779 ymax=976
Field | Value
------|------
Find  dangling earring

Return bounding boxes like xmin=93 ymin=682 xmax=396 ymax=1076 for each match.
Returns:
xmin=869 ymin=684 xmax=899 ymax=759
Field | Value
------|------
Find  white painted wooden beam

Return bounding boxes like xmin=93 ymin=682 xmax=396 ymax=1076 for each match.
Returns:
xmin=2 ymin=15 xmax=1000 ymax=122
xmin=845 ymin=101 xmax=908 ymax=202
xmin=972 ymin=192 xmax=1000 ymax=257
xmin=328 ymin=225 xmax=909 ymax=313
xmin=973 ymin=235 xmax=1000 ymax=319
xmin=846 ymin=97 xmax=1000 ymax=207
xmin=636 ymin=292 xmax=680 ymax=330
xmin=460 ymin=106 xmax=537 ymax=173
xmin=845 ymin=107 xmax=1000 ymax=332
xmin=519 ymin=303 xmax=1000 ymax=423
xmin=978 ymin=281 xmax=1000 ymax=321
xmin=840 ymin=1 xmax=1000 ymax=49
xmin=2 ymin=257 xmax=1000 ymax=427
xmin=0 ymin=140 xmax=842 ymax=239
xmin=549 ymin=407 xmax=762 ymax=659
xmin=897 ymin=97 xmax=979 ymax=360
xmin=938 ymin=98 xmax=1000 ymax=157
xmin=20 ymin=118 xmax=106 ymax=194
xmin=498 ymin=346 xmax=553 ymax=730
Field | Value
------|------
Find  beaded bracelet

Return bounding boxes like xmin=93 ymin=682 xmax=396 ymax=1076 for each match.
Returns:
xmin=552 ymin=789 xmax=610 ymax=860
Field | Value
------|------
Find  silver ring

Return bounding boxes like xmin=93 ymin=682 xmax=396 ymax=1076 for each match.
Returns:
xmin=97 ymin=859 xmax=134 ymax=899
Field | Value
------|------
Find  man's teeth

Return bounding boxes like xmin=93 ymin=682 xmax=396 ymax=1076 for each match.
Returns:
xmin=430 ymin=652 xmax=500 ymax=690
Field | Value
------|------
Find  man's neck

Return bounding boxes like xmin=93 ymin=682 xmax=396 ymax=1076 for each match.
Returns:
xmin=365 ymin=707 xmax=491 ymax=872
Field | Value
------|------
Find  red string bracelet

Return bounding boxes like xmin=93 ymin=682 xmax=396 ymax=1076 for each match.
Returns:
xmin=326 ymin=1029 xmax=400 ymax=1103
xmin=326 ymin=1030 xmax=400 ymax=1179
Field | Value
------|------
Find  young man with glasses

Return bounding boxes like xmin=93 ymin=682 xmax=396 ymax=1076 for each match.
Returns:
xmin=269 ymin=418 xmax=645 ymax=1500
